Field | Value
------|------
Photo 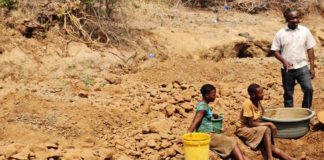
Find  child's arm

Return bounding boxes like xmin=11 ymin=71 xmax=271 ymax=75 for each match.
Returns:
xmin=187 ymin=110 xmax=205 ymax=133
xmin=247 ymin=118 xmax=278 ymax=136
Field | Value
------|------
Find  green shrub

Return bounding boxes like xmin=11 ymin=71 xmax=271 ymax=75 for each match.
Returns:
xmin=81 ymin=0 xmax=94 ymax=4
xmin=81 ymin=74 xmax=93 ymax=86
xmin=0 ymin=0 xmax=17 ymax=9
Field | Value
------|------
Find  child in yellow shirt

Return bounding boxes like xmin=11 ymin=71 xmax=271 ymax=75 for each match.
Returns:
xmin=236 ymin=83 xmax=295 ymax=160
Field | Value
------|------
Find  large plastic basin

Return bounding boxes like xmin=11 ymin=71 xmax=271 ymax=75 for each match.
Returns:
xmin=262 ymin=108 xmax=315 ymax=138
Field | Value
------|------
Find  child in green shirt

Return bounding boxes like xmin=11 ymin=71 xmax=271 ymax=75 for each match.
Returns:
xmin=188 ymin=84 xmax=250 ymax=160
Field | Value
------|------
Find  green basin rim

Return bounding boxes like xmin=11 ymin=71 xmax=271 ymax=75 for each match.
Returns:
xmin=262 ymin=108 xmax=315 ymax=122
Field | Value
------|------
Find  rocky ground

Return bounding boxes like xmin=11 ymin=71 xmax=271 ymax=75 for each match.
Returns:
xmin=0 ymin=1 xmax=324 ymax=160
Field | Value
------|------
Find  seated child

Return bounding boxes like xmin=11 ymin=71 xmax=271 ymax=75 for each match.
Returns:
xmin=236 ymin=83 xmax=295 ymax=160
xmin=188 ymin=84 xmax=250 ymax=160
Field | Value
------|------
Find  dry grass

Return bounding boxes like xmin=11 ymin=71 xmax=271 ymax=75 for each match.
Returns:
xmin=168 ymin=0 xmax=324 ymax=15
xmin=3 ymin=0 xmax=128 ymax=47
xmin=1 ymin=0 xmax=323 ymax=48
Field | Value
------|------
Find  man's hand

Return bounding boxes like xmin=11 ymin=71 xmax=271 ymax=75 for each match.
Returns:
xmin=283 ymin=60 xmax=293 ymax=72
xmin=273 ymin=51 xmax=293 ymax=72
xmin=310 ymin=68 xmax=315 ymax=79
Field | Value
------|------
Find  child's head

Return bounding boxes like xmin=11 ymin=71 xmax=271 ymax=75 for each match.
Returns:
xmin=200 ymin=84 xmax=216 ymax=102
xmin=248 ymin=83 xmax=264 ymax=101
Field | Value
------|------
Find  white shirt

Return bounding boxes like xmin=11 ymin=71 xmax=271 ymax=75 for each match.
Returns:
xmin=271 ymin=25 xmax=316 ymax=69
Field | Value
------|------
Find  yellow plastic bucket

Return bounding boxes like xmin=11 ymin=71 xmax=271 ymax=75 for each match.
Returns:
xmin=182 ymin=133 xmax=211 ymax=160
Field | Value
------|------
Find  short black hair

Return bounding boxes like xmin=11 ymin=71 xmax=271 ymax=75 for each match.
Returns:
xmin=200 ymin=84 xmax=216 ymax=98
xmin=247 ymin=83 xmax=261 ymax=95
xmin=283 ymin=8 xmax=298 ymax=19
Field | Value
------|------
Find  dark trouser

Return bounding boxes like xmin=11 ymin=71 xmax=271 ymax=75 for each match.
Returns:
xmin=281 ymin=65 xmax=313 ymax=108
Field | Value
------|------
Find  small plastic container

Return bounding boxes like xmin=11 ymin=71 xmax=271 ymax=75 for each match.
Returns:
xmin=211 ymin=114 xmax=224 ymax=133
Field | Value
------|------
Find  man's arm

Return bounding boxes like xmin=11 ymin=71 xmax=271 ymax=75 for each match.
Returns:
xmin=273 ymin=51 xmax=293 ymax=72
xmin=307 ymin=48 xmax=315 ymax=79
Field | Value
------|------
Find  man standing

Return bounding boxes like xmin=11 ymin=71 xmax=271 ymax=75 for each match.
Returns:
xmin=271 ymin=9 xmax=316 ymax=108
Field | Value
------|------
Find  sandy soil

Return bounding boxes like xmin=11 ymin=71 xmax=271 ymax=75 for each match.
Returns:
xmin=0 ymin=1 xmax=323 ymax=160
